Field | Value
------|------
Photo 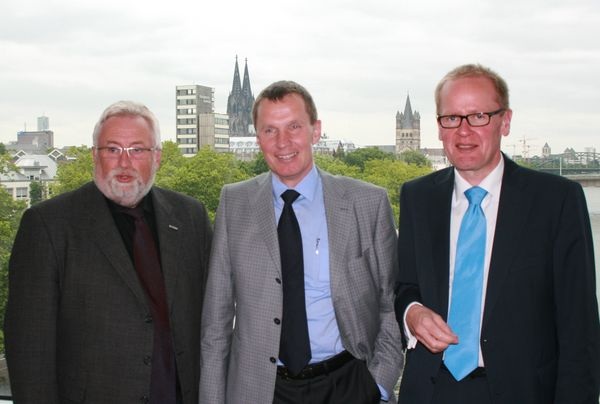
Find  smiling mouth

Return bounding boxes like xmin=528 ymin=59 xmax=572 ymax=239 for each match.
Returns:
xmin=456 ymin=144 xmax=477 ymax=150
xmin=277 ymin=152 xmax=298 ymax=160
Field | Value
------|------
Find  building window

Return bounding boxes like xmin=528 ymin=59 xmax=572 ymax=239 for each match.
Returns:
xmin=16 ymin=187 xmax=28 ymax=199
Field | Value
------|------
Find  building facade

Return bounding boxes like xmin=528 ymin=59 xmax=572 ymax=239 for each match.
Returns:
xmin=175 ymin=84 xmax=230 ymax=156
xmin=395 ymin=94 xmax=421 ymax=154
xmin=227 ymin=57 xmax=255 ymax=137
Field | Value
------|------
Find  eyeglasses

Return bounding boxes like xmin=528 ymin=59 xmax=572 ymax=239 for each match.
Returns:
xmin=95 ymin=146 xmax=157 ymax=160
xmin=437 ymin=108 xmax=506 ymax=129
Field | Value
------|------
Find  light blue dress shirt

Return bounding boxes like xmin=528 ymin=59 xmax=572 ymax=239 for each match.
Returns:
xmin=272 ymin=165 xmax=343 ymax=363
xmin=272 ymin=165 xmax=389 ymax=401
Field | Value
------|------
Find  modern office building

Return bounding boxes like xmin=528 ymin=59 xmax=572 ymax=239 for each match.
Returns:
xmin=175 ymin=84 xmax=230 ymax=156
xmin=395 ymin=94 xmax=421 ymax=153
xmin=37 ymin=115 xmax=49 ymax=131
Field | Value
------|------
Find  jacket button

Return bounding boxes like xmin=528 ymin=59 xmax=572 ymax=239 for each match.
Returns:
xmin=144 ymin=355 xmax=152 ymax=365
xmin=274 ymin=318 xmax=281 ymax=325
xmin=144 ymin=314 xmax=153 ymax=323
xmin=270 ymin=357 xmax=277 ymax=363
xmin=140 ymin=396 xmax=149 ymax=403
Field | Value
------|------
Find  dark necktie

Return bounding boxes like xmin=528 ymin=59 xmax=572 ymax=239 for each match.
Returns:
xmin=445 ymin=186 xmax=488 ymax=381
xmin=278 ymin=190 xmax=311 ymax=374
xmin=119 ymin=206 xmax=176 ymax=404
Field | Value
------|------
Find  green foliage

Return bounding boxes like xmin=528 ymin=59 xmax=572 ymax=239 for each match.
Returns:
xmin=398 ymin=149 xmax=431 ymax=167
xmin=0 ymin=186 xmax=26 ymax=354
xmin=155 ymin=146 xmax=250 ymax=220
xmin=239 ymin=152 xmax=269 ymax=176
xmin=52 ymin=146 xmax=94 ymax=195
xmin=360 ymin=159 xmax=433 ymax=221
xmin=29 ymin=181 xmax=44 ymax=205
xmin=343 ymin=147 xmax=396 ymax=170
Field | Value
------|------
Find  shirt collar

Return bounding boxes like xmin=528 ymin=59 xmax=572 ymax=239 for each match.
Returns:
xmin=454 ymin=155 xmax=504 ymax=202
xmin=271 ymin=164 xmax=319 ymax=203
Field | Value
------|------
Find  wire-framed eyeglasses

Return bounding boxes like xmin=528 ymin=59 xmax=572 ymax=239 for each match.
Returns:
xmin=95 ymin=146 xmax=157 ymax=160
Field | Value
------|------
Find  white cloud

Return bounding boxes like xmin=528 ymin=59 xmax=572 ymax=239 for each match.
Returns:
xmin=0 ymin=0 xmax=599 ymax=155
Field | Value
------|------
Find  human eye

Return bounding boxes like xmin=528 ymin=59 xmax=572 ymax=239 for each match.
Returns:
xmin=470 ymin=112 xmax=487 ymax=123
xmin=289 ymin=122 xmax=302 ymax=130
xmin=129 ymin=147 xmax=145 ymax=156
xmin=107 ymin=146 xmax=122 ymax=154
xmin=441 ymin=115 xmax=459 ymax=125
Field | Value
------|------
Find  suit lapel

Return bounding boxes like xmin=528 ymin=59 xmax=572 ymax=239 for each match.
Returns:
xmin=152 ymin=189 xmax=183 ymax=311
xmin=483 ymin=159 xmax=531 ymax=328
xmin=249 ymin=173 xmax=282 ymax=275
xmin=427 ymin=169 xmax=454 ymax=318
xmin=320 ymin=171 xmax=352 ymax=288
xmin=80 ymin=183 xmax=149 ymax=309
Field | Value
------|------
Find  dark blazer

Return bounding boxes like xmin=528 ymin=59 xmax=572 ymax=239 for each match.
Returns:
xmin=4 ymin=182 xmax=212 ymax=404
xmin=395 ymin=157 xmax=600 ymax=403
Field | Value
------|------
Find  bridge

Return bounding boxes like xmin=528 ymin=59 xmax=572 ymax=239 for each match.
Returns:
xmin=513 ymin=150 xmax=600 ymax=187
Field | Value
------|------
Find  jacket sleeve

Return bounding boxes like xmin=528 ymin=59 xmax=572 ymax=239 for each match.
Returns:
xmin=4 ymin=207 xmax=61 ymax=403
xmin=199 ymin=187 xmax=235 ymax=403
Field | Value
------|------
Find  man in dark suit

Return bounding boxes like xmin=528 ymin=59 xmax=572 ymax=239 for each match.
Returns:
xmin=395 ymin=64 xmax=600 ymax=403
xmin=200 ymin=81 xmax=402 ymax=403
xmin=4 ymin=101 xmax=212 ymax=403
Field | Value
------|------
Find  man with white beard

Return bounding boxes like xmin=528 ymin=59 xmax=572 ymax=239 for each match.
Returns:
xmin=5 ymin=100 xmax=212 ymax=404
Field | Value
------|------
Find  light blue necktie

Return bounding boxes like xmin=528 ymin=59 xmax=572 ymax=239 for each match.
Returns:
xmin=444 ymin=186 xmax=488 ymax=381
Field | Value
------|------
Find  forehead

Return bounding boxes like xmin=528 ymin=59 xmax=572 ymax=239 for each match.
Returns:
xmin=99 ymin=115 xmax=153 ymax=143
xmin=442 ymin=75 xmax=498 ymax=99
xmin=256 ymin=93 xmax=308 ymax=121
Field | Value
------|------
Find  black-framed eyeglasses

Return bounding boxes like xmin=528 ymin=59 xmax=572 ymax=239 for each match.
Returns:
xmin=437 ymin=108 xmax=506 ymax=129
xmin=95 ymin=146 xmax=157 ymax=160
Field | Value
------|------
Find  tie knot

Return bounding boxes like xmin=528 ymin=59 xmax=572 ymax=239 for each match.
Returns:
xmin=281 ymin=189 xmax=301 ymax=205
xmin=465 ymin=186 xmax=487 ymax=206
xmin=116 ymin=205 xmax=144 ymax=220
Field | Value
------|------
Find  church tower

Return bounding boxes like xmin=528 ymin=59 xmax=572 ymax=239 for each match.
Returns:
xmin=395 ymin=94 xmax=421 ymax=154
xmin=227 ymin=56 xmax=255 ymax=137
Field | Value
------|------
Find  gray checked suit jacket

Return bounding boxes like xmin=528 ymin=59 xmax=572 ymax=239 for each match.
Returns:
xmin=5 ymin=182 xmax=212 ymax=403
xmin=200 ymin=169 xmax=403 ymax=403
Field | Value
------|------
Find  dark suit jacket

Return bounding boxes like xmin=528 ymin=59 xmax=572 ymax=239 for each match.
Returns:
xmin=4 ymin=182 xmax=212 ymax=403
xmin=395 ymin=157 xmax=600 ymax=403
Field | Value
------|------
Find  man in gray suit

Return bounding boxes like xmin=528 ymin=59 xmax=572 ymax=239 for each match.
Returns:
xmin=200 ymin=81 xmax=403 ymax=403
xmin=5 ymin=101 xmax=212 ymax=403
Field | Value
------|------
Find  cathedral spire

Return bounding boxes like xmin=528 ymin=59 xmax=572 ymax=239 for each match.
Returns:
xmin=227 ymin=55 xmax=255 ymax=137
xmin=231 ymin=55 xmax=242 ymax=95
xmin=242 ymin=58 xmax=253 ymax=98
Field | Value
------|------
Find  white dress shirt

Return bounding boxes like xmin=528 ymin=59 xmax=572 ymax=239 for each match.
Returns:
xmin=404 ymin=156 xmax=505 ymax=367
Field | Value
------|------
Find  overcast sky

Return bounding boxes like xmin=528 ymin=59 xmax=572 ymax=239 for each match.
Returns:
xmin=1 ymin=0 xmax=598 ymax=156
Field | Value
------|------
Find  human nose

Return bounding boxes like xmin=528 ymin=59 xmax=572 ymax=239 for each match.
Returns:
xmin=455 ymin=117 xmax=473 ymax=136
xmin=275 ymin=130 xmax=292 ymax=147
xmin=117 ymin=148 xmax=133 ymax=166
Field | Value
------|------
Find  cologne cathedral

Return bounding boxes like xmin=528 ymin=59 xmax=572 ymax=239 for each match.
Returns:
xmin=227 ymin=56 xmax=255 ymax=137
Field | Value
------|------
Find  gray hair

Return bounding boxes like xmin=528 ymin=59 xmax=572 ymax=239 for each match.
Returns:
xmin=92 ymin=100 xmax=162 ymax=148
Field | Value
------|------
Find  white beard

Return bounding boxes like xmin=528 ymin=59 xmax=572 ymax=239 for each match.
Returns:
xmin=94 ymin=166 xmax=156 ymax=207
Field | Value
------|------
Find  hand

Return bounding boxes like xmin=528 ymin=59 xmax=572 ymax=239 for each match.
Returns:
xmin=406 ymin=305 xmax=458 ymax=353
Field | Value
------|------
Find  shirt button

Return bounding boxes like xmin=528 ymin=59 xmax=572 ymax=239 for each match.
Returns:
xmin=143 ymin=355 xmax=151 ymax=365
xmin=274 ymin=318 xmax=281 ymax=325
xmin=275 ymin=278 xmax=282 ymax=284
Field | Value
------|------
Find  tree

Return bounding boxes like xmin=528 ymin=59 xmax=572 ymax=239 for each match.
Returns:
xmin=344 ymin=147 xmax=395 ymax=170
xmin=52 ymin=146 xmax=94 ymax=195
xmin=155 ymin=146 xmax=250 ymax=220
xmin=398 ymin=149 xmax=431 ymax=167
xmin=0 ymin=186 xmax=26 ymax=354
xmin=29 ymin=181 xmax=44 ymax=205
xmin=360 ymin=159 xmax=432 ymax=223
